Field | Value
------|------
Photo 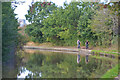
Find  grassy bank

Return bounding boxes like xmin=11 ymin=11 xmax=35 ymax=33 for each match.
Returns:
xmin=101 ymin=64 xmax=118 ymax=78
xmin=91 ymin=50 xmax=118 ymax=59
xmin=91 ymin=50 xmax=118 ymax=55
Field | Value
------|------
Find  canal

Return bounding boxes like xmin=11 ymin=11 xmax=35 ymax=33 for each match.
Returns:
xmin=2 ymin=49 xmax=118 ymax=78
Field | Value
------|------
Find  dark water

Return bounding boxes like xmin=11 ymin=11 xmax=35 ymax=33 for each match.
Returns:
xmin=2 ymin=50 xmax=118 ymax=78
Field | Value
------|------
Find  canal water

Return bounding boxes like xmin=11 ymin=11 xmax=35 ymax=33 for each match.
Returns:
xmin=2 ymin=49 xmax=118 ymax=78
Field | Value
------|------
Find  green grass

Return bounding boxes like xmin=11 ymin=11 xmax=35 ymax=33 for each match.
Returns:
xmin=91 ymin=50 xmax=118 ymax=55
xmin=101 ymin=64 xmax=118 ymax=78
xmin=111 ymin=50 xmax=118 ymax=52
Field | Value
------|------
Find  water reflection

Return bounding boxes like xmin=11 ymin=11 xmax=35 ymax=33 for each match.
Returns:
xmin=17 ymin=67 xmax=42 ymax=78
xmin=17 ymin=67 xmax=33 ymax=78
xmin=2 ymin=50 xmax=118 ymax=78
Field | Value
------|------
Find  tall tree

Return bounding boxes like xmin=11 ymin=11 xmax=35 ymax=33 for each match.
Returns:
xmin=41 ymin=2 xmax=82 ymax=45
xmin=2 ymin=2 xmax=19 ymax=62
xmin=25 ymin=2 xmax=57 ymax=43
xmin=90 ymin=8 xmax=118 ymax=47
xmin=77 ymin=2 xmax=97 ymax=45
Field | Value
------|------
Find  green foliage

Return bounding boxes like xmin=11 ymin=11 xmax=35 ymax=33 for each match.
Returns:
xmin=25 ymin=24 xmax=45 ymax=43
xmin=2 ymin=2 xmax=19 ymax=62
xmin=16 ymin=33 xmax=29 ymax=49
xmin=25 ymin=2 xmax=57 ymax=23
xmin=25 ymin=1 xmax=118 ymax=47
xmin=101 ymin=64 xmax=118 ymax=78
xmin=92 ymin=50 xmax=118 ymax=54
xmin=25 ymin=2 xmax=96 ymax=46
xmin=90 ymin=9 xmax=118 ymax=47
xmin=25 ymin=2 xmax=57 ymax=43
xmin=41 ymin=2 xmax=81 ymax=46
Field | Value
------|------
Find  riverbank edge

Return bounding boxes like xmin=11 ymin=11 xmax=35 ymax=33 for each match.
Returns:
xmin=24 ymin=46 xmax=92 ymax=55
xmin=24 ymin=46 xmax=118 ymax=55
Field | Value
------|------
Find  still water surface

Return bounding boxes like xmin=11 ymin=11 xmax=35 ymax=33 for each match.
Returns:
xmin=3 ymin=49 xmax=117 ymax=78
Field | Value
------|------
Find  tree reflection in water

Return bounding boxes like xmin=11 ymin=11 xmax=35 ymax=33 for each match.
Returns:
xmin=10 ymin=50 xmax=117 ymax=78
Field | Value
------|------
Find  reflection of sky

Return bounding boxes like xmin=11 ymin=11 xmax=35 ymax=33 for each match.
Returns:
xmin=17 ymin=67 xmax=42 ymax=78
xmin=17 ymin=67 xmax=33 ymax=78
xmin=100 ymin=0 xmax=110 ymax=4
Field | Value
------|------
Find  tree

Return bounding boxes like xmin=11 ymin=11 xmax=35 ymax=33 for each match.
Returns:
xmin=90 ymin=8 xmax=118 ymax=47
xmin=2 ymin=2 xmax=19 ymax=62
xmin=25 ymin=2 xmax=57 ymax=43
xmin=41 ymin=2 xmax=96 ymax=46
xmin=77 ymin=2 xmax=97 ymax=45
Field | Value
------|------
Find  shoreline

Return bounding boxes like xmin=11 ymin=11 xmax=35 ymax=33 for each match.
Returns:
xmin=23 ymin=46 xmax=91 ymax=55
xmin=23 ymin=46 xmax=118 ymax=56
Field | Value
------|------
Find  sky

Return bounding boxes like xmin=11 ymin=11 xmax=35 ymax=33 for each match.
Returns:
xmin=13 ymin=0 xmax=111 ymax=24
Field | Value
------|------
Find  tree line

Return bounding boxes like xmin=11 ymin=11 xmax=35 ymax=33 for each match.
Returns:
xmin=25 ymin=1 xmax=118 ymax=47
